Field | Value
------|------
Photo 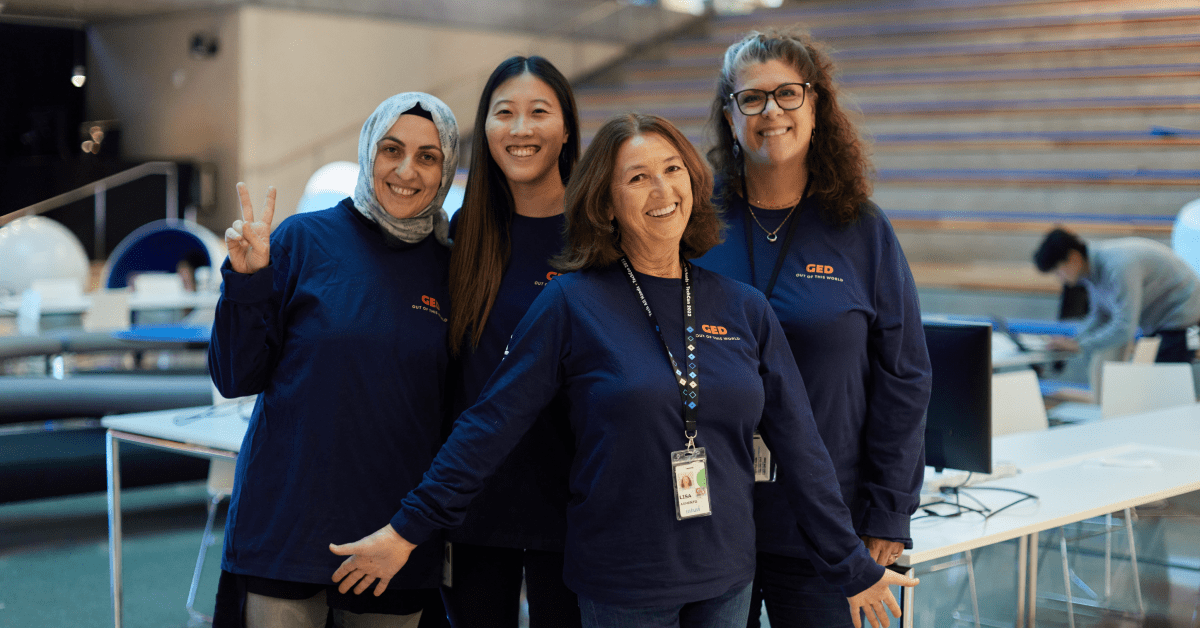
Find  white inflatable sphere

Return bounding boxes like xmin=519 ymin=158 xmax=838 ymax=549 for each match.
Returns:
xmin=304 ymin=161 xmax=359 ymax=195
xmin=1171 ymin=198 xmax=1200 ymax=277
xmin=298 ymin=161 xmax=360 ymax=214
xmin=0 ymin=216 xmax=90 ymax=296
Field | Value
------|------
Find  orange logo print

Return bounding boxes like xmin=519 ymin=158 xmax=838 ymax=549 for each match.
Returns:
xmin=546 ymin=271 xmax=560 ymax=281
xmin=701 ymin=325 xmax=728 ymax=335
xmin=421 ymin=295 xmax=440 ymax=309
xmin=806 ymin=264 xmax=834 ymax=274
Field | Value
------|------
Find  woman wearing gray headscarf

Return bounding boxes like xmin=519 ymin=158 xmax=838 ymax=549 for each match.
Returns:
xmin=209 ymin=92 xmax=458 ymax=628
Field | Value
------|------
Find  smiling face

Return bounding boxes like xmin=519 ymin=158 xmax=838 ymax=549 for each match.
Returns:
xmin=725 ymin=58 xmax=816 ymax=170
xmin=609 ymin=133 xmax=693 ymax=260
xmin=485 ymin=72 xmax=569 ymax=188
xmin=372 ymin=114 xmax=444 ymax=220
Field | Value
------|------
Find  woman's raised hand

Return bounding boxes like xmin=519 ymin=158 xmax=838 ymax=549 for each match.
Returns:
xmin=226 ymin=182 xmax=275 ymax=274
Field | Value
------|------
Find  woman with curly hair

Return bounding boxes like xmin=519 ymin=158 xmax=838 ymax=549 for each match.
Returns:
xmin=693 ymin=29 xmax=933 ymax=628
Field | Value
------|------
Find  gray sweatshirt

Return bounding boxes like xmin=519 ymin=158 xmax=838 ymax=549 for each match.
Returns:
xmin=1077 ymin=238 xmax=1200 ymax=352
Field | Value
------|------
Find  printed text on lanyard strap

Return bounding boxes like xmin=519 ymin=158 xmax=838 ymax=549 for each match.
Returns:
xmin=618 ymin=256 xmax=699 ymax=449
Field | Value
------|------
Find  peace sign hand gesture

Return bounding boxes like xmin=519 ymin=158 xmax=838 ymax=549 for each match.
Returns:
xmin=226 ymin=182 xmax=276 ymax=274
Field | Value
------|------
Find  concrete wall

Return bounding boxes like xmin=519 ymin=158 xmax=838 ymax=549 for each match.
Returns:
xmin=87 ymin=9 xmax=241 ymax=233
xmin=237 ymin=6 xmax=624 ymax=226
xmin=87 ymin=6 xmax=626 ymax=234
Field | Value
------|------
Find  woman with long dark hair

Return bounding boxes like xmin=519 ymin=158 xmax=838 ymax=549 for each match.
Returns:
xmin=441 ymin=55 xmax=582 ymax=628
xmin=694 ymin=28 xmax=932 ymax=627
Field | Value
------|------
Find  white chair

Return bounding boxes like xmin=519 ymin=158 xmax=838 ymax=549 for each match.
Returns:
xmin=185 ymin=387 xmax=251 ymax=625
xmin=186 ymin=458 xmax=236 ymax=626
xmin=992 ymin=369 xmax=1049 ymax=437
xmin=1100 ymin=361 xmax=1196 ymax=420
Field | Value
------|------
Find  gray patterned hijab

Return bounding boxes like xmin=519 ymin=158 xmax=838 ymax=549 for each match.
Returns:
xmin=352 ymin=92 xmax=458 ymax=247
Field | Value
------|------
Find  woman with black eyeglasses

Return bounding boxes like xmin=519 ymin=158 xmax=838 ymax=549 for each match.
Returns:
xmin=693 ymin=29 xmax=933 ymax=628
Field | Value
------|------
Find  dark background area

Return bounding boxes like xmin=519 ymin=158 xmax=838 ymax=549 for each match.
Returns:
xmin=1 ymin=23 xmax=202 ymax=260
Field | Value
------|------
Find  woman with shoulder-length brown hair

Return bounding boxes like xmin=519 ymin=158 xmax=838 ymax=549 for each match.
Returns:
xmin=553 ymin=113 xmax=720 ymax=272
xmin=692 ymin=27 xmax=932 ymax=628
xmin=328 ymin=113 xmax=916 ymax=628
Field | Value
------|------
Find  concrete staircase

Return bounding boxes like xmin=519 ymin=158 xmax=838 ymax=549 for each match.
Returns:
xmin=571 ymin=0 xmax=1200 ymax=295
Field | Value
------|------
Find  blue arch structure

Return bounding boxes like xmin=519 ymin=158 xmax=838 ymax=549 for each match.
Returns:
xmin=104 ymin=222 xmax=219 ymax=289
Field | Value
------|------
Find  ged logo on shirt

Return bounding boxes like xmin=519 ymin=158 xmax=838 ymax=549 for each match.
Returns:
xmin=796 ymin=263 xmax=844 ymax=283
xmin=412 ymin=295 xmax=448 ymax=322
xmin=697 ymin=323 xmax=741 ymax=341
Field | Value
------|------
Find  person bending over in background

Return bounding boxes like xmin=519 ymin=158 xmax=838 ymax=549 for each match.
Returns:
xmin=1034 ymin=227 xmax=1200 ymax=364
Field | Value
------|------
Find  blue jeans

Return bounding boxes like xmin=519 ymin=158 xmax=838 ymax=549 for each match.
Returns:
xmin=579 ymin=583 xmax=753 ymax=628
xmin=746 ymin=552 xmax=854 ymax=628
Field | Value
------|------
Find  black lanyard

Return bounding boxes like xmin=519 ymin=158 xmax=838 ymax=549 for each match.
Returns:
xmin=740 ymin=177 xmax=810 ymax=300
xmin=619 ymin=256 xmax=699 ymax=435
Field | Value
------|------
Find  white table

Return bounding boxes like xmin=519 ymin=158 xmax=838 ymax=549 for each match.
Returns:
xmin=103 ymin=402 xmax=250 ymax=628
xmin=897 ymin=404 xmax=1200 ymax=628
xmin=0 ymin=290 xmax=220 ymax=316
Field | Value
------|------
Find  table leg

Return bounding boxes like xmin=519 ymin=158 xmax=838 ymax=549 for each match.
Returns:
xmin=901 ymin=578 xmax=915 ymax=628
xmin=106 ymin=431 xmax=123 ymax=628
xmin=1105 ymin=513 xmax=1113 ymax=600
xmin=1017 ymin=535 xmax=1028 ymax=628
xmin=1060 ymin=530 xmax=1075 ymax=628
xmin=965 ymin=549 xmax=981 ymax=628
xmin=1125 ymin=508 xmax=1145 ymax=616
xmin=1029 ymin=531 xmax=1038 ymax=628
xmin=894 ymin=564 xmax=916 ymax=628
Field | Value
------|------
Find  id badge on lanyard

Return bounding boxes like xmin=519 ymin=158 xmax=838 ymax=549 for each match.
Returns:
xmin=620 ymin=257 xmax=714 ymax=520
xmin=672 ymin=446 xmax=712 ymax=519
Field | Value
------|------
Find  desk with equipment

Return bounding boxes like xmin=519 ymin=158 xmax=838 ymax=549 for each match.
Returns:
xmin=898 ymin=320 xmax=1200 ymax=628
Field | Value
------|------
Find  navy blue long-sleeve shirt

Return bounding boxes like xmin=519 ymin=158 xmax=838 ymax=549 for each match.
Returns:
xmin=694 ymin=194 xmax=931 ymax=555
xmin=209 ymin=199 xmax=449 ymax=586
xmin=390 ymin=264 xmax=884 ymax=605
xmin=446 ymin=212 xmax=573 ymax=551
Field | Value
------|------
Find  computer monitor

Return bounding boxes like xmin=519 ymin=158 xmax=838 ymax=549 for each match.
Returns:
xmin=923 ymin=320 xmax=992 ymax=474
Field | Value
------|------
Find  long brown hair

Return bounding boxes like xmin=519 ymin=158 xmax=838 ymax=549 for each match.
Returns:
xmin=554 ymin=113 xmax=722 ymax=272
xmin=448 ymin=56 xmax=581 ymax=355
xmin=707 ymin=28 xmax=873 ymax=226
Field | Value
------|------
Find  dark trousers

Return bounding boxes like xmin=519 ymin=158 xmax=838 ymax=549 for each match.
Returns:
xmin=1155 ymin=328 xmax=1196 ymax=363
xmin=440 ymin=543 xmax=581 ymax=628
xmin=745 ymin=552 xmax=855 ymax=628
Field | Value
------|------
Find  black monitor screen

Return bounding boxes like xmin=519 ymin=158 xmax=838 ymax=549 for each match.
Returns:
xmin=923 ymin=320 xmax=992 ymax=474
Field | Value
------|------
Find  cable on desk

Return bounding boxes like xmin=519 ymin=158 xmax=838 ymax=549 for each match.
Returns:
xmin=958 ymin=486 xmax=1039 ymax=519
xmin=914 ymin=485 xmax=1039 ymax=522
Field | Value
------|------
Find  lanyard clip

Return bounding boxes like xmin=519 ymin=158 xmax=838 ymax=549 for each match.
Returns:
xmin=684 ymin=430 xmax=697 ymax=452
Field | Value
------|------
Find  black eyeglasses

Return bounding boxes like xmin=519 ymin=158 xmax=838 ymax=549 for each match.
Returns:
xmin=728 ymin=82 xmax=811 ymax=116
